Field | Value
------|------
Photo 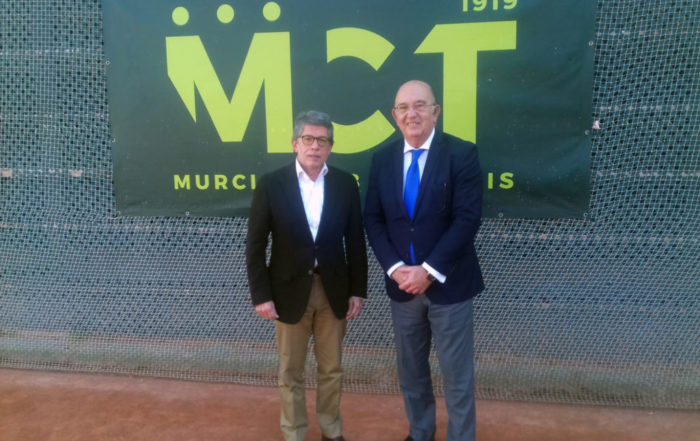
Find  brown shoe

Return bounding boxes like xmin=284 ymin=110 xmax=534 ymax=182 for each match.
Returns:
xmin=321 ymin=436 xmax=345 ymax=441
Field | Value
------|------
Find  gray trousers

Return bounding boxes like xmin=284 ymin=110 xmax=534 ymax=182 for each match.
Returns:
xmin=390 ymin=296 xmax=475 ymax=441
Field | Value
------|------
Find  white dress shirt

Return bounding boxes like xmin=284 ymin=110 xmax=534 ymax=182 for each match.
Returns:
xmin=387 ymin=129 xmax=446 ymax=283
xmin=296 ymin=159 xmax=327 ymax=242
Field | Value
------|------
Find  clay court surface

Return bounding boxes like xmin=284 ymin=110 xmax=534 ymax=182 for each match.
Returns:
xmin=1 ymin=368 xmax=697 ymax=441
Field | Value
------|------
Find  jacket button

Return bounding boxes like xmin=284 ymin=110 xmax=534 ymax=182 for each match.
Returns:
xmin=410 ymin=227 xmax=415 ymax=232
xmin=308 ymin=270 xmax=313 ymax=275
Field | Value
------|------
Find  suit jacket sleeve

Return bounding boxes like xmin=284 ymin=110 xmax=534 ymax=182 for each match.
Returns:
xmin=245 ymin=175 xmax=273 ymax=305
xmin=364 ymin=148 xmax=403 ymax=272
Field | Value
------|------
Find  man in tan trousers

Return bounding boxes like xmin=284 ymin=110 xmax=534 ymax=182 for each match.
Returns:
xmin=246 ymin=110 xmax=368 ymax=441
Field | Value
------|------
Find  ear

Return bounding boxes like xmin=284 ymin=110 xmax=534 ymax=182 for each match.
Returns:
xmin=432 ymin=104 xmax=441 ymax=120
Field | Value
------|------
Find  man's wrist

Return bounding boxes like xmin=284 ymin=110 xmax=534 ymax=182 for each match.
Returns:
xmin=422 ymin=262 xmax=446 ymax=283
xmin=387 ymin=261 xmax=404 ymax=278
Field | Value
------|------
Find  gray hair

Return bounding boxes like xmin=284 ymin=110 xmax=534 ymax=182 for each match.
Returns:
xmin=292 ymin=110 xmax=334 ymax=142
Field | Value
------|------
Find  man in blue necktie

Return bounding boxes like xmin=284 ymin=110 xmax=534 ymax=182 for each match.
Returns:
xmin=365 ymin=80 xmax=484 ymax=441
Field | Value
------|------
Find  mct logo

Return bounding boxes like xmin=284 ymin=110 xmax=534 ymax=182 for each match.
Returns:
xmin=165 ymin=2 xmax=516 ymax=154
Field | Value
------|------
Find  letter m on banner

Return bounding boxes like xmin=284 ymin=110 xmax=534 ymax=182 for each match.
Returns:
xmin=166 ymin=33 xmax=293 ymax=152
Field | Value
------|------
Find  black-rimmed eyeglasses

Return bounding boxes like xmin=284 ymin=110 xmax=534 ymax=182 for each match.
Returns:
xmin=297 ymin=135 xmax=333 ymax=147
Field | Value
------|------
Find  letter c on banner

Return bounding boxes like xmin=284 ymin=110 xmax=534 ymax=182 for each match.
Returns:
xmin=326 ymin=28 xmax=396 ymax=154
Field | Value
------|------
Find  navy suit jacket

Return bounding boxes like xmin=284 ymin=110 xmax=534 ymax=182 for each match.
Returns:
xmin=364 ymin=131 xmax=484 ymax=304
xmin=246 ymin=163 xmax=368 ymax=324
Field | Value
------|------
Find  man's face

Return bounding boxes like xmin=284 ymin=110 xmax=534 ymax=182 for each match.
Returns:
xmin=292 ymin=124 xmax=332 ymax=175
xmin=392 ymin=82 xmax=441 ymax=147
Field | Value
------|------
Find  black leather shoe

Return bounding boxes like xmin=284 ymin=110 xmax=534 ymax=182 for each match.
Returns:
xmin=321 ymin=436 xmax=346 ymax=441
xmin=403 ymin=435 xmax=435 ymax=441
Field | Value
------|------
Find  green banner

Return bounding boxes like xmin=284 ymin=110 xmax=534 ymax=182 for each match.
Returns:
xmin=103 ymin=0 xmax=594 ymax=218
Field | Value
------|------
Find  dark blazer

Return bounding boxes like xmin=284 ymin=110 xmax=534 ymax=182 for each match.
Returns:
xmin=364 ymin=131 xmax=484 ymax=304
xmin=246 ymin=163 xmax=368 ymax=324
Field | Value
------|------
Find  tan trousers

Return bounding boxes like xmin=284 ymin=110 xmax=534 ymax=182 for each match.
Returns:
xmin=275 ymin=274 xmax=347 ymax=441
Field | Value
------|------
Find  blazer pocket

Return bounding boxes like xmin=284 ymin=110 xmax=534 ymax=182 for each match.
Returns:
xmin=269 ymin=271 xmax=294 ymax=283
xmin=333 ymin=265 xmax=349 ymax=277
xmin=434 ymin=182 xmax=449 ymax=212
xmin=332 ymin=266 xmax=349 ymax=286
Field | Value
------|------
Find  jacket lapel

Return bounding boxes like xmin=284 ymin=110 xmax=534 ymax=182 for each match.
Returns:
xmin=281 ymin=164 xmax=314 ymax=244
xmin=316 ymin=168 xmax=336 ymax=243
xmin=413 ymin=132 xmax=443 ymax=217
xmin=392 ymin=140 xmax=407 ymax=218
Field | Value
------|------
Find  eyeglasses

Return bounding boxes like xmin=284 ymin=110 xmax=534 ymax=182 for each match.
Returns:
xmin=393 ymin=102 xmax=437 ymax=116
xmin=298 ymin=135 xmax=332 ymax=147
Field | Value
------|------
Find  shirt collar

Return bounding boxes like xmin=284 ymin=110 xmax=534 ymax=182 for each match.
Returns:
xmin=295 ymin=159 xmax=328 ymax=180
xmin=403 ymin=128 xmax=436 ymax=154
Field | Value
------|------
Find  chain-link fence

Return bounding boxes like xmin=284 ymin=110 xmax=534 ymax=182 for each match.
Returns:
xmin=0 ymin=1 xmax=698 ymax=409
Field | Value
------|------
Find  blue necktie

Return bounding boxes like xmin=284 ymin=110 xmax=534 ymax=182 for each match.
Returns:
xmin=404 ymin=149 xmax=423 ymax=263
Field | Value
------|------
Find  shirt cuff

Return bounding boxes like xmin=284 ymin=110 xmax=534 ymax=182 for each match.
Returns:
xmin=387 ymin=261 xmax=405 ymax=277
xmin=422 ymin=262 xmax=446 ymax=283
